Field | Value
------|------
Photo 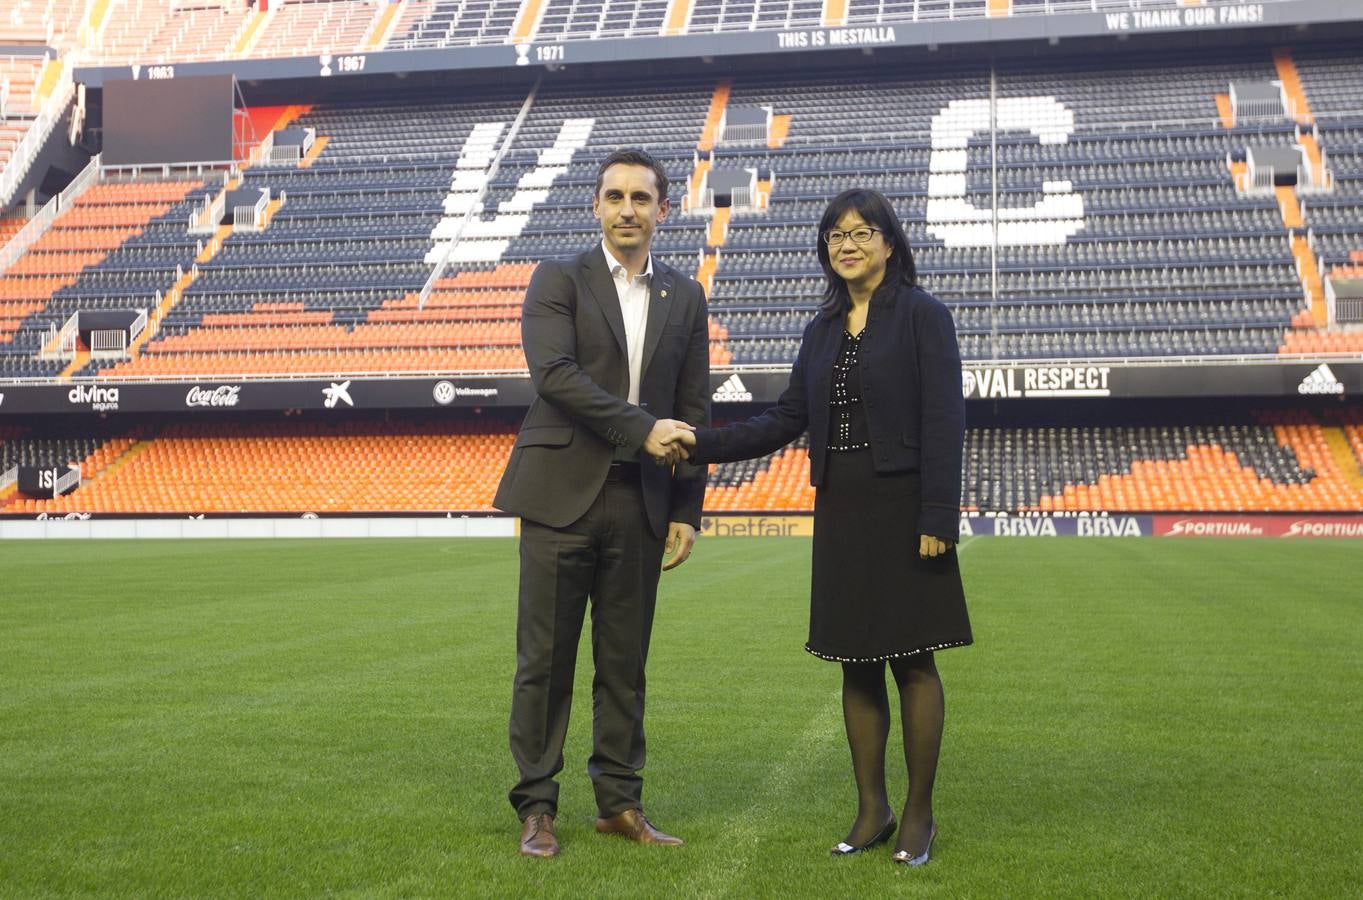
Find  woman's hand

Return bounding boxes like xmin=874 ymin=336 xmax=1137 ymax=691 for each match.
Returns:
xmin=645 ymin=419 xmax=694 ymax=464
xmin=919 ymin=534 xmax=953 ymax=558
xmin=661 ymin=425 xmax=697 ymax=455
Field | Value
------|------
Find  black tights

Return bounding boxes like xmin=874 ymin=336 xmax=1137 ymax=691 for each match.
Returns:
xmin=840 ymin=653 xmax=944 ymax=855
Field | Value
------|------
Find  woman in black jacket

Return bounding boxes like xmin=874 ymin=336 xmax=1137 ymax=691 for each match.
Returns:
xmin=673 ymin=188 xmax=971 ymax=866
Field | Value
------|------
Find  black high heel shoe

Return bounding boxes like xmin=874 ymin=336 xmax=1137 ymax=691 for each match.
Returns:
xmin=891 ymin=821 xmax=937 ymax=867
xmin=830 ymin=817 xmax=897 ymax=856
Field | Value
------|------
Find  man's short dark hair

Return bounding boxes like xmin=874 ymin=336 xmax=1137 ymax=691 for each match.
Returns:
xmin=594 ymin=148 xmax=670 ymax=202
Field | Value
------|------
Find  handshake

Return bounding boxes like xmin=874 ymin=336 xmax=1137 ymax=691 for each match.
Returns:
xmin=643 ymin=418 xmax=699 ymax=465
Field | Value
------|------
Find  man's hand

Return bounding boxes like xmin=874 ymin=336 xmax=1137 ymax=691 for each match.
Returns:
xmin=662 ymin=522 xmax=697 ymax=571
xmin=919 ymin=534 xmax=954 ymax=559
xmin=667 ymin=429 xmax=697 ymax=452
xmin=643 ymin=419 xmax=695 ymax=465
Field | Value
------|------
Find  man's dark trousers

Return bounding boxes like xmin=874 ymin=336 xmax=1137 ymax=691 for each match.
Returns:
xmin=508 ymin=463 xmax=665 ymax=819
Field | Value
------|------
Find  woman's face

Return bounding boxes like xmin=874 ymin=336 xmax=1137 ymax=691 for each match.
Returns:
xmin=827 ymin=210 xmax=892 ymax=294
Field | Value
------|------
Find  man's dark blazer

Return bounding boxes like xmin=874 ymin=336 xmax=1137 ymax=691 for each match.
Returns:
xmin=494 ymin=245 xmax=710 ymax=538
xmin=688 ymin=281 xmax=964 ymax=541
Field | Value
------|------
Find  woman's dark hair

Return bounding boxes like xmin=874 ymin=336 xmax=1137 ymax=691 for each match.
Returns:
xmin=594 ymin=148 xmax=670 ymax=202
xmin=816 ymin=188 xmax=917 ymax=315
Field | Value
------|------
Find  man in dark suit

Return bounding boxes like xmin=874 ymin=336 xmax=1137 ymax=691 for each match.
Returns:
xmin=494 ymin=148 xmax=710 ymax=858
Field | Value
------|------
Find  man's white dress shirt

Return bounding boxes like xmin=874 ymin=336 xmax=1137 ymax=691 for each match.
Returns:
xmin=601 ymin=240 xmax=652 ymax=407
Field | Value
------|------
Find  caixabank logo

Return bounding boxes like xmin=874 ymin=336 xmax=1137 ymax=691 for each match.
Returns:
xmin=322 ymin=381 xmax=354 ymax=408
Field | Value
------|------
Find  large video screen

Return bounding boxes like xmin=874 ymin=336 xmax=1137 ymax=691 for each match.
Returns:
xmin=102 ymin=74 xmax=236 ymax=165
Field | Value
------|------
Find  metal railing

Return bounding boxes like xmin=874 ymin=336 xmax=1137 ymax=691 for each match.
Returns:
xmin=267 ymin=143 xmax=302 ymax=165
xmin=59 ymin=314 xmax=79 ymax=359
xmin=682 ymin=187 xmax=716 ymax=214
xmin=388 ymin=0 xmax=1309 ymax=49
xmin=130 ymin=308 xmax=148 ymax=343
xmin=233 ymin=188 xmax=270 ymax=232
xmin=247 ymin=130 xmax=275 ymax=166
xmin=719 ymin=122 xmax=769 ymax=145
xmin=76 ymin=0 xmax=117 ymax=50
xmin=54 ymin=464 xmax=82 ymax=497
xmin=3 ymin=352 xmax=1362 ymax=389
xmin=1295 ymin=132 xmax=1336 ymax=195
xmin=40 ymin=314 xmax=80 ymax=361
xmin=684 ymin=181 xmax=763 ymax=214
xmin=1228 ymin=88 xmax=1285 ymax=123
xmin=233 ymin=204 xmax=260 ymax=230
xmin=0 ymin=192 xmax=61 ymax=275
xmin=223 ymin=8 xmax=257 ymax=59
xmin=191 ymin=189 xmax=229 ymax=234
xmin=39 ymin=321 xmax=58 ymax=354
xmin=0 ymin=58 xmax=76 ymax=207
xmin=101 ymin=154 xmax=242 ymax=177
xmin=1327 ymin=278 xmax=1363 ymax=326
xmin=0 ymin=152 xmax=101 ymax=274
xmin=1234 ymin=162 xmax=1276 ymax=197
xmin=90 ymin=329 xmax=129 ymax=358
xmin=1296 ymin=162 xmax=1335 ymax=195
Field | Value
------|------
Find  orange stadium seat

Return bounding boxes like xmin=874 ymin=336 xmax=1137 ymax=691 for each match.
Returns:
xmin=1030 ymin=423 xmax=1363 ymax=513
xmin=25 ymin=421 xmax=517 ymax=515
xmin=11 ymin=412 xmax=1363 ymax=517
xmin=0 ymin=216 xmax=27 ymax=245
xmin=1280 ymin=331 xmax=1363 ymax=354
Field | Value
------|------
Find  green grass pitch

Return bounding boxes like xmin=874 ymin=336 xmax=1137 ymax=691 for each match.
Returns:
xmin=2 ymin=536 xmax=1360 ymax=897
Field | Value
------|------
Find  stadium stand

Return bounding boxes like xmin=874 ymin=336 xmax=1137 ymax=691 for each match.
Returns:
xmin=243 ymin=0 xmax=386 ymax=61
xmin=2 ymin=179 xmax=208 ymax=378
xmin=83 ymin=0 xmax=403 ymax=65
xmin=0 ymin=0 xmax=88 ymax=48
xmin=531 ymin=0 xmax=670 ymax=43
xmin=1 ymin=56 xmax=42 ymax=117
xmin=710 ymin=53 xmax=1321 ymax=363
xmin=2 ymin=44 xmax=1342 ymax=384
xmin=2 ymin=0 xmax=130 ymax=203
xmin=77 ymin=78 xmax=740 ymax=379
xmin=391 ymin=0 xmax=526 ymax=49
xmin=967 ymin=418 xmax=1363 ymax=513
xmin=87 ymin=0 xmax=250 ymax=65
xmin=0 ymin=55 xmax=44 ymax=176
xmin=4 ymin=11 xmax=1363 ymax=522
xmin=383 ymin=0 xmax=1316 ymax=50
xmin=7 ymin=415 xmax=517 ymax=514
xmin=8 ymin=412 xmax=1362 ymax=515
xmin=88 ymin=88 xmax=537 ymax=379
xmin=0 ymin=213 xmax=26 ymax=246
xmin=683 ymin=0 xmax=824 ymax=34
xmin=1 ymin=431 xmax=123 ymax=474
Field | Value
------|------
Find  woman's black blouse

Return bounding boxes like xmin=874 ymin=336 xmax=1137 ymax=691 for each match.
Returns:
xmin=828 ymin=327 xmax=870 ymax=452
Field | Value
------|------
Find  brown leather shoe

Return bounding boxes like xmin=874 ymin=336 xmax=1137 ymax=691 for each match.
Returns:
xmin=519 ymin=812 xmax=559 ymax=858
xmin=594 ymin=808 xmax=683 ymax=845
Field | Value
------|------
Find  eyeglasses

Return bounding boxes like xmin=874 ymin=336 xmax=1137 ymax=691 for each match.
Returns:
xmin=822 ymin=227 xmax=883 ymax=245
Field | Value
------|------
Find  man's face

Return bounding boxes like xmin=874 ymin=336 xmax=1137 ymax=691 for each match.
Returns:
xmin=593 ymin=163 xmax=669 ymax=261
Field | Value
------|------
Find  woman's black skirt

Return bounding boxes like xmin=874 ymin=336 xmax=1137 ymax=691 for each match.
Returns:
xmin=807 ymin=448 xmax=973 ymax=662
